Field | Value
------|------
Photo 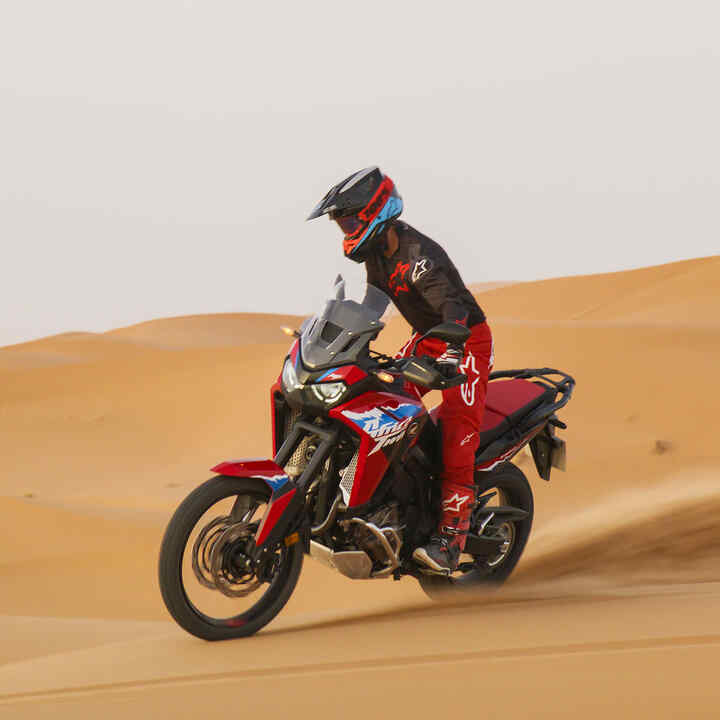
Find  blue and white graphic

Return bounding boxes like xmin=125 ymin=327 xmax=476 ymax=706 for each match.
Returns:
xmin=342 ymin=402 xmax=421 ymax=456
xmin=317 ymin=367 xmax=341 ymax=382
xmin=261 ymin=474 xmax=290 ymax=491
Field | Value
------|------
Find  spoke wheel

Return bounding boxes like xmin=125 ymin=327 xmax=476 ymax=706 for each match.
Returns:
xmin=419 ymin=461 xmax=533 ymax=600
xmin=159 ymin=475 xmax=303 ymax=640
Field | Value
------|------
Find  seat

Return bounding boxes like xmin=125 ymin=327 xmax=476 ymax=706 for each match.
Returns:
xmin=422 ymin=378 xmax=555 ymax=456
xmin=477 ymin=379 xmax=555 ymax=449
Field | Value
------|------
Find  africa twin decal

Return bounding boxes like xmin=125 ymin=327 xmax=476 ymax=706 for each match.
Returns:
xmin=389 ymin=261 xmax=411 ymax=296
xmin=460 ymin=432 xmax=476 ymax=446
xmin=342 ymin=403 xmax=421 ymax=456
xmin=411 ymin=257 xmax=432 ymax=283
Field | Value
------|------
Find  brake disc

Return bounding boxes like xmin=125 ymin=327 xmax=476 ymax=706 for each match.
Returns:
xmin=208 ymin=522 xmax=262 ymax=598
xmin=191 ymin=515 xmax=231 ymax=589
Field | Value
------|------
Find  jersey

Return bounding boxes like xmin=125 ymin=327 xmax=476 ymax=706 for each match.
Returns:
xmin=364 ymin=221 xmax=486 ymax=334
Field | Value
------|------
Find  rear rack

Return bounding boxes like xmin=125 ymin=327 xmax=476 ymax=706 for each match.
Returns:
xmin=489 ymin=367 xmax=575 ymax=420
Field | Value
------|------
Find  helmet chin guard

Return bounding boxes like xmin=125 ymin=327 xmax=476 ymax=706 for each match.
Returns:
xmin=307 ymin=167 xmax=403 ymax=262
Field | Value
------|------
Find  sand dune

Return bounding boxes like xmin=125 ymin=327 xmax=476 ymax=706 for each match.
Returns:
xmin=0 ymin=313 xmax=306 ymax=372
xmin=1 ymin=256 xmax=719 ymax=719
xmin=478 ymin=255 xmax=720 ymax=325
xmin=107 ymin=312 xmax=307 ymax=349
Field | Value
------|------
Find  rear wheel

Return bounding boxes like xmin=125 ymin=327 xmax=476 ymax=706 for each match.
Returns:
xmin=419 ymin=461 xmax=533 ymax=600
xmin=158 ymin=475 xmax=303 ymax=640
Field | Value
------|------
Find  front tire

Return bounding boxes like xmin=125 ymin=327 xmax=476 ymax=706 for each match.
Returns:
xmin=158 ymin=475 xmax=303 ymax=640
xmin=419 ymin=461 xmax=533 ymax=600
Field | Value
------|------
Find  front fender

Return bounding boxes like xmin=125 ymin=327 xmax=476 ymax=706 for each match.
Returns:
xmin=211 ymin=459 xmax=289 ymax=492
xmin=211 ymin=458 xmax=303 ymax=550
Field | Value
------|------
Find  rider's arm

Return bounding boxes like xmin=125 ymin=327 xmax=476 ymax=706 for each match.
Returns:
xmin=410 ymin=258 xmax=467 ymax=375
xmin=410 ymin=258 xmax=468 ymax=326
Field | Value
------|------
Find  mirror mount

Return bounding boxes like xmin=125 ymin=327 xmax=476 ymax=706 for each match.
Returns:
xmin=333 ymin=275 xmax=346 ymax=301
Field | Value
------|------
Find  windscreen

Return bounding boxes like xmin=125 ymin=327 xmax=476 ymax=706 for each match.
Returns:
xmin=300 ymin=277 xmax=390 ymax=370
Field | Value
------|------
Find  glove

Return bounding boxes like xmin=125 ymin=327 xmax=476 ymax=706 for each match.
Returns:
xmin=436 ymin=343 xmax=464 ymax=379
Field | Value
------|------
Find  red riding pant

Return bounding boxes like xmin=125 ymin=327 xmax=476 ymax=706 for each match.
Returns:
xmin=396 ymin=322 xmax=494 ymax=550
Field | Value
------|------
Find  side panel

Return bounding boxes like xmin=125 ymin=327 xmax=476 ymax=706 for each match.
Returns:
xmin=475 ymin=426 xmax=544 ymax=472
xmin=330 ymin=391 xmax=426 ymax=508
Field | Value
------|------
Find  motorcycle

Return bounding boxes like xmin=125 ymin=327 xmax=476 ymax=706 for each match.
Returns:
xmin=159 ymin=277 xmax=574 ymax=640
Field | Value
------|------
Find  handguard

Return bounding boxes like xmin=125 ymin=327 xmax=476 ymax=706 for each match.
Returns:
xmin=400 ymin=356 xmax=467 ymax=390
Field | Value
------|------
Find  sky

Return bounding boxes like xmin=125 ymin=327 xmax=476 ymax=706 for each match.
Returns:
xmin=1 ymin=0 xmax=718 ymax=347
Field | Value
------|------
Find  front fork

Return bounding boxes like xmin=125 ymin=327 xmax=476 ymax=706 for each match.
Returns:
xmin=253 ymin=420 xmax=339 ymax=554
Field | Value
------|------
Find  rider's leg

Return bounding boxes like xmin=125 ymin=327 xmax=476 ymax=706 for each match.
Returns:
xmin=413 ymin=322 xmax=494 ymax=573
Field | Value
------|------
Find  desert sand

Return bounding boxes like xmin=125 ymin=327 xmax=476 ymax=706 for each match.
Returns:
xmin=1 ymin=256 xmax=719 ymax=719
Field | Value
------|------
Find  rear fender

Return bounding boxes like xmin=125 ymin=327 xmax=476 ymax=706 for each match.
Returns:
xmin=211 ymin=459 xmax=303 ymax=549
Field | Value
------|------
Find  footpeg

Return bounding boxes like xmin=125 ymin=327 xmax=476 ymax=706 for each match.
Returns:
xmin=417 ymin=565 xmax=451 ymax=577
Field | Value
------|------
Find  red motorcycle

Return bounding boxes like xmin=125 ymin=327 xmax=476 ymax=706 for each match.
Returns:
xmin=159 ymin=278 xmax=574 ymax=640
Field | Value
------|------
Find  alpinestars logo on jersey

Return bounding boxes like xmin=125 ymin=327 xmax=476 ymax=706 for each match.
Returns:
xmin=342 ymin=403 xmax=420 ymax=456
xmin=411 ymin=257 xmax=432 ymax=283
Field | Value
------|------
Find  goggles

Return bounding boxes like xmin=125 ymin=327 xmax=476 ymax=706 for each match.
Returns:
xmin=333 ymin=213 xmax=364 ymax=237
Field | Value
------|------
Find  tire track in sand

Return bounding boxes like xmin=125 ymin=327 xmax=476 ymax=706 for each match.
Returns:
xmin=1 ymin=633 xmax=719 ymax=705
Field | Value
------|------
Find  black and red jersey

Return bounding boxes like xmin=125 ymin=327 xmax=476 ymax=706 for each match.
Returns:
xmin=365 ymin=221 xmax=486 ymax=334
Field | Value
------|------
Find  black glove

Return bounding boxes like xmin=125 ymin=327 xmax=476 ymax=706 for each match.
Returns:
xmin=435 ymin=343 xmax=464 ymax=379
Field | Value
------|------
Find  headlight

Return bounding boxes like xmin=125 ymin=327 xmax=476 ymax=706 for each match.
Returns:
xmin=311 ymin=381 xmax=347 ymax=404
xmin=281 ymin=358 xmax=302 ymax=392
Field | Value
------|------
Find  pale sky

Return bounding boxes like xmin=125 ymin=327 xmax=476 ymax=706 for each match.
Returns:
xmin=1 ymin=0 xmax=718 ymax=347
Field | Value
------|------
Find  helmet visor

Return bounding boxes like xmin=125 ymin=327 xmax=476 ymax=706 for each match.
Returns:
xmin=334 ymin=214 xmax=364 ymax=237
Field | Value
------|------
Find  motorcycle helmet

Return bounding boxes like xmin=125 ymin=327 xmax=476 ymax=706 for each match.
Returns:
xmin=307 ymin=167 xmax=403 ymax=263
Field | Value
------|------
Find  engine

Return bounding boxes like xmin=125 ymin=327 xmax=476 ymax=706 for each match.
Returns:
xmin=348 ymin=503 xmax=403 ymax=572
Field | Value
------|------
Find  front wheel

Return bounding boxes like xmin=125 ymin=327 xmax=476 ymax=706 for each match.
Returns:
xmin=158 ymin=475 xmax=303 ymax=640
xmin=419 ymin=461 xmax=533 ymax=600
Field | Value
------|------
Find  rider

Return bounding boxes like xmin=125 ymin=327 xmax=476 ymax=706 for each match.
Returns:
xmin=307 ymin=167 xmax=494 ymax=573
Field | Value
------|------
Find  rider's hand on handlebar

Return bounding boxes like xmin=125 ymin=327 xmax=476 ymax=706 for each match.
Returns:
xmin=435 ymin=344 xmax=464 ymax=379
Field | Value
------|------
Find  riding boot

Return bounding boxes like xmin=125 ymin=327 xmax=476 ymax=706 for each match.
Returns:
xmin=412 ymin=480 xmax=475 ymax=573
